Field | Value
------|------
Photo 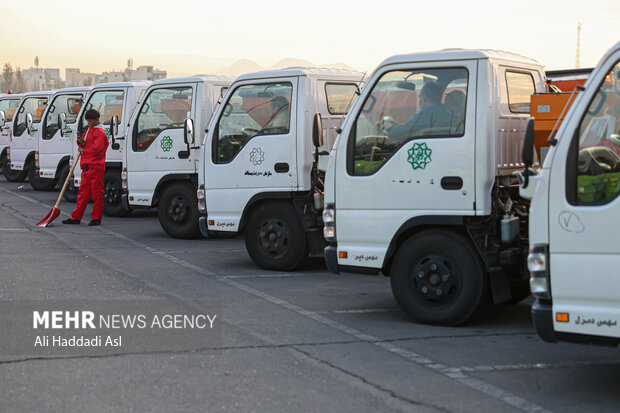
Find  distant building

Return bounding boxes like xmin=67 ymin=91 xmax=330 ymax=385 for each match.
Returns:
xmin=65 ymin=62 xmax=166 ymax=87
xmin=21 ymin=67 xmax=62 ymax=91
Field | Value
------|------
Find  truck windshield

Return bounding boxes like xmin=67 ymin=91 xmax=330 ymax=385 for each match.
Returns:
xmin=351 ymin=67 xmax=468 ymax=175
xmin=44 ymin=94 xmax=83 ymax=139
xmin=82 ymin=90 xmax=125 ymax=130
xmin=133 ymin=86 xmax=193 ymax=152
xmin=14 ymin=97 xmax=48 ymax=136
xmin=572 ymin=61 xmax=620 ymax=204
xmin=214 ymin=82 xmax=292 ymax=164
xmin=0 ymin=99 xmax=20 ymax=121
xmin=326 ymin=83 xmax=358 ymax=114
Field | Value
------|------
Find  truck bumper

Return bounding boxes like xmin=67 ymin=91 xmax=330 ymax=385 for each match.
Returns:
xmin=324 ymin=245 xmax=339 ymax=274
xmin=531 ymin=300 xmax=557 ymax=343
xmin=199 ymin=216 xmax=210 ymax=238
xmin=121 ymin=194 xmax=132 ymax=212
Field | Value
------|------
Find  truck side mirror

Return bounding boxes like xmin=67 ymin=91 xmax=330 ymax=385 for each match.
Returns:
xmin=0 ymin=110 xmax=5 ymax=128
xmin=522 ymin=118 xmax=535 ymax=167
xmin=26 ymin=113 xmax=33 ymax=135
xmin=58 ymin=112 xmax=67 ymax=137
xmin=312 ymin=113 xmax=323 ymax=148
xmin=110 ymin=115 xmax=120 ymax=150
xmin=184 ymin=117 xmax=195 ymax=146
xmin=519 ymin=118 xmax=535 ymax=188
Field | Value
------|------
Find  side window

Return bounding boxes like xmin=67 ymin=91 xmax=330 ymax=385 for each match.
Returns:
xmin=14 ymin=97 xmax=48 ymax=136
xmin=133 ymin=87 xmax=193 ymax=152
xmin=325 ymin=83 xmax=358 ymax=114
xmin=350 ymin=67 xmax=468 ymax=175
xmin=0 ymin=99 xmax=20 ymax=121
xmin=44 ymin=95 xmax=82 ymax=140
xmin=214 ymin=82 xmax=292 ymax=164
xmin=570 ymin=61 xmax=620 ymax=204
xmin=506 ymin=71 xmax=535 ymax=113
xmin=81 ymin=90 xmax=125 ymax=133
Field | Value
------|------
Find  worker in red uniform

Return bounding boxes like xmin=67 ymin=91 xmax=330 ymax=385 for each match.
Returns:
xmin=62 ymin=109 xmax=108 ymax=226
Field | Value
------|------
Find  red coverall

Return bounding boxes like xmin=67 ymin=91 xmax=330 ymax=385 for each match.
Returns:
xmin=70 ymin=124 xmax=108 ymax=221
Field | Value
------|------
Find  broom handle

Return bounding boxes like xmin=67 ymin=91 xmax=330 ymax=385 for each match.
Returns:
xmin=54 ymin=152 xmax=81 ymax=209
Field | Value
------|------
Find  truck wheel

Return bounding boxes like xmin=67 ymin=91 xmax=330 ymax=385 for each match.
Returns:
xmin=58 ymin=163 xmax=79 ymax=202
xmin=157 ymin=183 xmax=200 ymax=239
xmin=390 ymin=229 xmax=484 ymax=326
xmin=103 ymin=170 xmax=130 ymax=217
xmin=245 ymin=201 xmax=307 ymax=271
xmin=27 ymin=160 xmax=56 ymax=191
xmin=2 ymin=155 xmax=27 ymax=182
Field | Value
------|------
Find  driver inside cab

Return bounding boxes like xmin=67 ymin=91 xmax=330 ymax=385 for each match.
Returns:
xmin=265 ymin=96 xmax=290 ymax=131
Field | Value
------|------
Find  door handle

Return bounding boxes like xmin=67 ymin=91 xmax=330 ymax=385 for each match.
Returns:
xmin=274 ymin=163 xmax=289 ymax=173
xmin=441 ymin=176 xmax=463 ymax=190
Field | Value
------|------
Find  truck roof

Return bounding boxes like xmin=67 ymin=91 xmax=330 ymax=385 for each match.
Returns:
xmin=21 ymin=91 xmax=54 ymax=98
xmin=235 ymin=67 xmax=364 ymax=83
xmin=50 ymin=86 xmax=93 ymax=96
xmin=0 ymin=93 xmax=24 ymax=100
xmin=380 ymin=48 xmax=543 ymax=69
xmin=151 ymin=75 xmax=235 ymax=86
xmin=91 ymin=80 xmax=152 ymax=89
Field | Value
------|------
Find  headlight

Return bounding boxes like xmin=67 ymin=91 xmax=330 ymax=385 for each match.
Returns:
xmin=197 ymin=185 xmax=206 ymax=213
xmin=121 ymin=168 xmax=128 ymax=190
xmin=528 ymin=245 xmax=550 ymax=299
xmin=322 ymin=205 xmax=335 ymax=242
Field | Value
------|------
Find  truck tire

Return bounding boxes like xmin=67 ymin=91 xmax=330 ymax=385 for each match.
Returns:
xmin=58 ymin=163 xmax=78 ymax=202
xmin=103 ymin=169 xmax=130 ymax=217
xmin=2 ymin=155 xmax=27 ymax=182
xmin=27 ymin=160 xmax=56 ymax=191
xmin=157 ymin=182 xmax=200 ymax=239
xmin=245 ymin=201 xmax=307 ymax=271
xmin=390 ymin=229 xmax=484 ymax=326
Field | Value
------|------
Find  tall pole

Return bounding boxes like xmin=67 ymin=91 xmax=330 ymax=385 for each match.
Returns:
xmin=575 ymin=22 xmax=582 ymax=69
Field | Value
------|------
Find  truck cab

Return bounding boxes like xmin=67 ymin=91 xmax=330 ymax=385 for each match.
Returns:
xmin=122 ymin=75 xmax=233 ymax=237
xmin=0 ymin=93 xmax=23 ymax=175
xmin=521 ymin=41 xmax=620 ymax=345
xmin=69 ymin=81 xmax=151 ymax=214
xmin=196 ymin=68 xmax=361 ymax=269
xmin=4 ymin=91 xmax=51 ymax=182
xmin=324 ymin=49 xmax=546 ymax=325
xmin=33 ymin=87 xmax=91 ymax=191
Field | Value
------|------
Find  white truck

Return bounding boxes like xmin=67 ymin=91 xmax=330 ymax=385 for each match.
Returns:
xmin=323 ymin=49 xmax=547 ymax=325
xmin=3 ymin=91 xmax=51 ymax=182
xmin=69 ymin=81 xmax=151 ymax=212
xmin=121 ymin=75 xmax=233 ymax=237
xmin=188 ymin=68 xmax=361 ymax=268
xmin=0 ymin=93 xmax=23 ymax=175
xmin=520 ymin=41 xmax=620 ymax=345
xmin=31 ymin=87 xmax=91 ymax=191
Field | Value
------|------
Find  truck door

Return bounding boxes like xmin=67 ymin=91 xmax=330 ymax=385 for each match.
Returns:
xmin=127 ymin=84 xmax=195 ymax=205
xmin=11 ymin=96 xmax=48 ymax=169
xmin=548 ymin=55 xmax=620 ymax=336
xmin=335 ymin=62 xmax=477 ymax=263
xmin=39 ymin=94 xmax=82 ymax=178
xmin=205 ymin=78 xmax=298 ymax=227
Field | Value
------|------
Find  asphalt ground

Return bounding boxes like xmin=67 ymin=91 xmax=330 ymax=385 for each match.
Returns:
xmin=1 ymin=176 xmax=619 ymax=413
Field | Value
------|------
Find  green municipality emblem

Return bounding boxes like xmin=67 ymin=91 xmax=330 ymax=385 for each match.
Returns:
xmin=407 ymin=142 xmax=432 ymax=170
xmin=160 ymin=135 xmax=173 ymax=152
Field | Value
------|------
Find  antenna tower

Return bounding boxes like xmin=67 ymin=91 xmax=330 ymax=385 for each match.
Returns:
xmin=575 ymin=22 xmax=582 ymax=69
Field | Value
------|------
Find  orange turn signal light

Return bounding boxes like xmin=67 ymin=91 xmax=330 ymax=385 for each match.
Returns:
xmin=208 ymin=220 xmax=214 ymax=226
xmin=339 ymin=251 xmax=348 ymax=259
xmin=556 ymin=313 xmax=569 ymax=323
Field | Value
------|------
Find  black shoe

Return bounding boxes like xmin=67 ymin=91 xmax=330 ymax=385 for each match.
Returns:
xmin=88 ymin=220 xmax=101 ymax=226
xmin=62 ymin=218 xmax=80 ymax=225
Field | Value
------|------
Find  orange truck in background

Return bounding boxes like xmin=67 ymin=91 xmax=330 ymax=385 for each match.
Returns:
xmin=529 ymin=68 xmax=593 ymax=160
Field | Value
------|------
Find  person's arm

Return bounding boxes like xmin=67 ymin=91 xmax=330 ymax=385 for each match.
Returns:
xmin=83 ymin=129 xmax=108 ymax=159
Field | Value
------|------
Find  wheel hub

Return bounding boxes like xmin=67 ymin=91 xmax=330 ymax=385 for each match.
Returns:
xmin=411 ymin=255 xmax=458 ymax=303
xmin=258 ymin=219 xmax=289 ymax=257
xmin=167 ymin=195 xmax=189 ymax=223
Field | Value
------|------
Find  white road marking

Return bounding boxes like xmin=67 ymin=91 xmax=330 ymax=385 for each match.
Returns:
xmin=0 ymin=186 xmax=552 ymax=413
